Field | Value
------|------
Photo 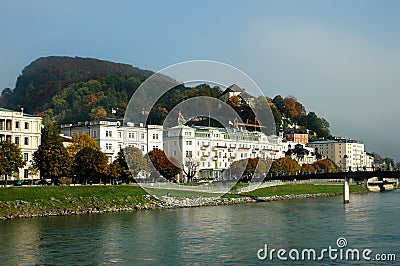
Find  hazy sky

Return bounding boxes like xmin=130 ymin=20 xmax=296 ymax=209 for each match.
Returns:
xmin=1 ymin=0 xmax=399 ymax=161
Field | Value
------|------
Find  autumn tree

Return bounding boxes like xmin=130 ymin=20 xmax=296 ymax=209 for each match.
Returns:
xmin=269 ymin=157 xmax=301 ymax=176
xmin=312 ymin=158 xmax=338 ymax=173
xmin=0 ymin=140 xmax=25 ymax=186
xmin=301 ymin=164 xmax=316 ymax=174
xmin=227 ymin=158 xmax=271 ymax=181
xmin=68 ymin=132 xmax=101 ymax=159
xmin=147 ymin=148 xmax=180 ymax=181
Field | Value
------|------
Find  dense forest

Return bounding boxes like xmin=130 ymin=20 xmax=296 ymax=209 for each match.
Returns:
xmin=0 ymin=56 xmax=331 ymax=138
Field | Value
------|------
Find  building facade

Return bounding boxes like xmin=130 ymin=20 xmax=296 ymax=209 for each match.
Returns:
xmin=308 ymin=137 xmax=373 ymax=171
xmin=0 ymin=107 xmax=42 ymax=180
xmin=164 ymin=125 xmax=286 ymax=180
xmin=60 ymin=119 xmax=163 ymax=162
xmin=284 ymin=129 xmax=309 ymax=144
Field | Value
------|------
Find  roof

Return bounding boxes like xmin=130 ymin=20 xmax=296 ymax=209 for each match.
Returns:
xmin=219 ymin=84 xmax=244 ymax=98
xmin=0 ymin=107 xmax=37 ymax=117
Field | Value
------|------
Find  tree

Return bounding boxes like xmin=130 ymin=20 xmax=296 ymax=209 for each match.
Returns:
xmin=183 ymin=157 xmax=199 ymax=182
xmin=306 ymin=112 xmax=330 ymax=138
xmin=73 ymin=147 xmax=109 ymax=184
xmin=0 ymin=140 xmax=25 ymax=186
xmin=269 ymin=157 xmax=301 ymax=176
xmin=111 ymin=146 xmax=148 ymax=183
xmin=110 ymin=149 xmax=132 ymax=184
xmin=68 ymin=132 xmax=100 ymax=158
xmin=147 ymin=149 xmax=180 ymax=181
xmin=227 ymin=158 xmax=271 ymax=181
xmin=284 ymin=97 xmax=298 ymax=119
xmin=312 ymin=158 xmax=338 ymax=173
xmin=301 ymin=164 xmax=316 ymax=174
xmin=33 ymin=121 xmax=71 ymax=181
xmin=272 ymin=95 xmax=286 ymax=117
xmin=33 ymin=140 xmax=71 ymax=181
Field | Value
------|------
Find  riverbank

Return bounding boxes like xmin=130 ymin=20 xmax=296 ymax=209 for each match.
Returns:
xmin=0 ymin=184 xmax=369 ymax=220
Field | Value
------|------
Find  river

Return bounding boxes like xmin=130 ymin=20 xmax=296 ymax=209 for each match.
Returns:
xmin=0 ymin=190 xmax=399 ymax=265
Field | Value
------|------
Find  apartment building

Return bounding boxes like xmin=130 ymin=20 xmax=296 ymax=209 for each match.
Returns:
xmin=60 ymin=118 xmax=163 ymax=163
xmin=308 ymin=137 xmax=373 ymax=171
xmin=164 ymin=125 xmax=286 ymax=180
xmin=0 ymin=107 xmax=42 ymax=180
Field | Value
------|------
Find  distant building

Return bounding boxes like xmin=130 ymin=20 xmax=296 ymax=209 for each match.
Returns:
xmin=0 ymin=107 xmax=42 ymax=181
xmin=284 ymin=129 xmax=309 ymax=144
xmin=164 ymin=125 xmax=285 ymax=180
xmin=218 ymin=84 xmax=244 ymax=101
xmin=60 ymin=118 xmax=163 ymax=163
xmin=285 ymin=143 xmax=320 ymax=165
xmin=308 ymin=137 xmax=373 ymax=171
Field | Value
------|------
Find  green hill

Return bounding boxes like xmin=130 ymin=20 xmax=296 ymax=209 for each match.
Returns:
xmin=0 ymin=56 xmax=330 ymax=138
xmin=0 ymin=56 xmax=153 ymax=120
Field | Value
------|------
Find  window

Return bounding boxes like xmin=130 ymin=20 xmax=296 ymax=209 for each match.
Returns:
xmin=105 ymin=131 xmax=112 ymax=137
xmin=128 ymin=132 xmax=135 ymax=139
xmin=141 ymin=133 xmax=145 ymax=139
xmin=24 ymin=122 xmax=29 ymax=130
xmin=15 ymin=121 xmax=20 ymax=129
xmin=118 ymin=131 xmax=122 ymax=138
xmin=173 ymin=150 xmax=177 ymax=156
xmin=24 ymin=137 xmax=29 ymax=145
xmin=185 ymin=132 xmax=191 ymax=136
xmin=106 ymin=143 xmax=112 ymax=150
xmin=141 ymin=145 xmax=145 ymax=152
xmin=153 ymin=133 xmax=159 ymax=140
xmin=93 ymin=130 xmax=97 ymax=138
xmin=15 ymin=137 xmax=20 ymax=145
xmin=24 ymin=153 xmax=28 ymax=161
xmin=186 ymin=151 xmax=192 ymax=157
xmin=24 ymin=169 xmax=29 ymax=179
xmin=186 ymin=140 xmax=192 ymax=145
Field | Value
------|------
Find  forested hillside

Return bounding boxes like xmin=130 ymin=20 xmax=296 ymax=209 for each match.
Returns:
xmin=0 ymin=56 xmax=331 ymax=138
xmin=0 ymin=56 xmax=152 ymax=116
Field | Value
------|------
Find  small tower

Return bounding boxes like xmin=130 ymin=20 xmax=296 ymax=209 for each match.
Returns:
xmin=279 ymin=120 xmax=284 ymax=138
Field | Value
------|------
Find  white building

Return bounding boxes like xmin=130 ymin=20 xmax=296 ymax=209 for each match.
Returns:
xmin=0 ymin=107 xmax=42 ymax=181
xmin=164 ymin=125 xmax=285 ymax=180
xmin=60 ymin=119 xmax=163 ymax=162
xmin=308 ymin=137 xmax=373 ymax=171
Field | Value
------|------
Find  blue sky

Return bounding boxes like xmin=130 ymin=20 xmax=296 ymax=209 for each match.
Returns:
xmin=1 ymin=0 xmax=399 ymax=161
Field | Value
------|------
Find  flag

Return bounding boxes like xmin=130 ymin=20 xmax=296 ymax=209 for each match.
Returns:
xmin=229 ymin=119 xmax=233 ymax=126
xmin=255 ymin=117 xmax=261 ymax=125
xmin=179 ymin=111 xmax=184 ymax=119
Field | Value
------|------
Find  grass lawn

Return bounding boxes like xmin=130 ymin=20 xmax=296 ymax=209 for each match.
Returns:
xmin=243 ymin=184 xmax=368 ymax=197
xmin=0 ymin=185 xmax=147 ymax=202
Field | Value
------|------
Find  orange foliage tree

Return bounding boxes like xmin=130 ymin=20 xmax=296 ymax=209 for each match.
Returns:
xmin=312 ymin=158 xmax=338 ymax=173
xmin=269 ymin=157 xmax=301 ymax=175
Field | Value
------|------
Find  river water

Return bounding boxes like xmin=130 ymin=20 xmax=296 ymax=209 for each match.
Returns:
xmin=1 ymin=190 xmax=399 ymax=265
